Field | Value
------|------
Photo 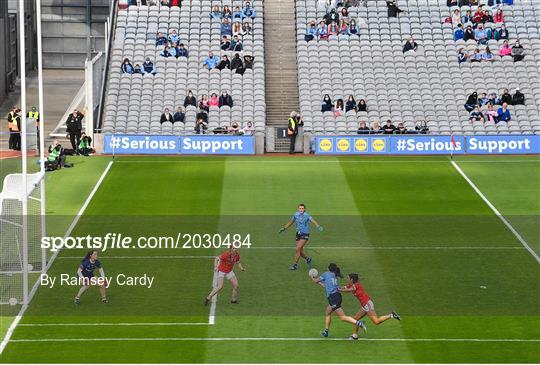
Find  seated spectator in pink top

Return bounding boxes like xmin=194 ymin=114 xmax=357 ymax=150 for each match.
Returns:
xmin=338 ymin=19 xmax=348 ymax=34
xmin=327 ymin=21 xmax=339 ymax=36
xmin=499 ymin=40 xmax=512 ymax=57
xmin=493 ymin=9 xmax=504 ymax=23
xmin=209 ymin=93 xmax=219 ymax=107
xmin=485 ymin=104 xmax=499 ymax=123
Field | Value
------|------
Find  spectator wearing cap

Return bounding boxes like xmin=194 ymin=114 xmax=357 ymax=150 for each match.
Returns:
xmin=497 ymin=103 xmax=511 ymax=123
xmin=324 ymin=8 xmax=339 ymax=25
xmin=142 ymin=58 xmax=157 ymax=74
xmin=383 ymin=119 xmax=396 ymax=134
xmin=513 ymin=88 xmax=525 ymax=105
xmin=219 ymin=91 xmax=233 ymax=108
xmin=386 ymin=0 xmax=404 ymax=18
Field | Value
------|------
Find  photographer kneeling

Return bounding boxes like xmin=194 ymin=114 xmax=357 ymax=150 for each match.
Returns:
xmin=78 ymin=132 xmax=94 ymax=156
xmin=46 ymin=140 xmax=73 ymax=171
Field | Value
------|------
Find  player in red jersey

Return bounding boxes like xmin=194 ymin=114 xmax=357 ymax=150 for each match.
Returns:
xmin=204 ymin=247 xmax=245 ymax=305
xmin=340 ymin=273 xmax=400 ymax=340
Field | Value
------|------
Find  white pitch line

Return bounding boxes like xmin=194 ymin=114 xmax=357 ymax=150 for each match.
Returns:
xmin=56 ymin=255 xmax=215 ymax=259
xmin=208 ymin=269 xmax=218 ymax=325
xmin=0 ymin=160 xmax=114 ymax=355
xmin=7 ymin=337 xmax=540 ymax=343
xmin=18 ymin=322 xmax=210 ymax=327
xmin=112 ymin=159 xmax=539 ymax=164
xmin=451 ymin=160 xmax=540 ymax=264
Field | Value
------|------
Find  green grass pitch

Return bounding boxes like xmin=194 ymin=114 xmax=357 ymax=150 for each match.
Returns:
xmin=0 ymin=155 xmax=539 ymax=363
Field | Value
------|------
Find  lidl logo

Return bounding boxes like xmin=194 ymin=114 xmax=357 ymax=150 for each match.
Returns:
xmin=371 ymin=138 xmax=386 ymax=152
xmin=354 ymin=138 xmax=368 ymax=152
xmin=336 ymin=138 xmax=350 ymax=152
xmin=319 ymin=138 xmax=333 ymax=152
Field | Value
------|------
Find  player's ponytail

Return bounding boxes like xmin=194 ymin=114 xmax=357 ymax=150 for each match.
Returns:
xmin=348 ymin=273 xmax=359 ymax=283
xmin=82 ymin=250 xmax=96 ymax=262
xmin=328 ymin=263 xmax=343 ymax=278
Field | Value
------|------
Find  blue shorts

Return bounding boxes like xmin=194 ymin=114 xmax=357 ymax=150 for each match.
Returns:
xmin=296 ymin=232 xmax=310 ymax=241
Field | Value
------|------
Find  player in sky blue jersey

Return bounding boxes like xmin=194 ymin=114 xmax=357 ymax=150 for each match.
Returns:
xmin=74 ymin=250 xmax=108 ymax=304
xmin=279 ymin=203 xmax=323 ymax=270
xmin=311 ymin=263 xmax=366 ymax=338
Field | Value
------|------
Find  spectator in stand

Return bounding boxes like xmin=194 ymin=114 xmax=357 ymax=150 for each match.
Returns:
xmin=173 ymin=107 xmax=185 ymax=124
xmin=210 ymin=5 xmax=222 ymax=19
xmin=500 ymin=89 xmax=513 ymax=105
xmin=357 ymin=99 xmax=367 ymax=112
xmin=403 ymin=38 xmax=418 ymax=53
xmin=242 ymin=1 xmax=256 ymax=18
xmin=230 ymin=35 xmax=243 ymax=51
xmin=474 ymin=24 xmax=488 ymax=45
xmin=382 ymin=120 xmax=396 ymax=134
xmin=229 ymin=122 xmax=241 ymax=135
xmin=327 ymin=21 xmax=339 ymax=36
xmin=242 ymin=121 xmax=254 ymax=136
xmin=386 ymin=0 xmax=404 ymax=18
xmin=497 ymin=102 xmax=511 ymax=123
xmin=371 ymin=121 xmax=382 ymax=134
xmin=184 ymin=90 xmax=197 ymax=108
xmin=488 ymin=92 xmax=501 ymax=105
xmin=478 ymin=92 xmax=489 ymax=106
xmin=345 ymin=95 xmax=357 ymax=112
xmin=244 ymin=55 xmax=254 ymax=69
xmin=499 ymin=40 xmax=512 ymax=58
xmin=121 ymin=58 xmax=134 ymax=74
xmin=221 ymin=18 xmax=232 ymax=35
xmin=447 ymin=0 xmax=458 ymax=5
xmin=463 ymin=25 xmax=475 ymax=41
xmin=495 ymin=24 xmax=509 ymax=41
xmin=464 ymin=91 xmax=478 ymax=112
xmin=142 ymin=58 xmax=157 ymax=74
xmin=471 ymin=48 xmax=482 ymax=62
xmin=170 ymin=0 xmax=180 ymax=7
xmin=219 ymin=91 xmax=233 ymax=108
xmin=199 ymin=95 xmax=210 ymax=112
xmin=221 ymin=35 xmax=231 ymax=50
xmin=209 ymin=93 xmax=219 ymax=107
xmin=493 ymin=8 xmax=504 ymax=23
xmin=156 ymin=32 xmax=167 ymax=46
xmin=482 ymin=9 xmax=494 ymax=23
xmin=217 ymin=55 xmax=231 ymax=70
xmin=232 ymin=6 xmax=243 ymax=19
xmin=318 ymin=20 xmax=329 ymax=39
xmin=334 ymin=99 xmax=344 ymax=117
xmin=133 ymin=64 xmax=143 ymax=74
xmin=222 ymin=5 xmax=232 ymax=19
xmin=171 ymin=43 xmax=180 ymax=57
xmin=160 ymin=108 xmax=174 ymax=124
xmin=324 ymin=8 xmax=339 ymax=25
xmin=230 ymin=53 xmax=244 ymax=71
xmin=321 ymin=94 xmax=333 ymax=112
xmin=458 ymin=48 xmax=469 ymax=63
xmin=512 ymin=40 xmax=525 ymax=62
xmin=168 ymin=29 xmax=179 ymax=44
xmin=160 ymin=46 xmax=173 ymax=57
xmin=472 ymin=7 xmax=483 ymax=24
xmin=242 ymin=21 xmax=253 ymax=36
xmin=482 ymin=46 xmax=494 ymax=62
xmin=357 ymin=121 xmax=370 ymax=134
xmin=462 ymin=10 xmax=472 ymax=25
xmin=176 ymin=43 xmax=188 ymax=58
xmin=454 ymin=23 xmax=465 ymax=40
xmin=348 ymin=19 xmax=359 ymax=35
xmin=469 ymin=106 xmax=484 ymax=122
xmin=451 ymin=9 xmax=461 ymax=24
xmin=204 ymin=51 xmax=219 ymax=69
xmin=396 ymin=122 xmax=407 ymax=134
xmin=306 ymin=20 xmax=318 ymax=41
xmin=513 ymin=88 xmax=525 ymax=105
xmin=232 ymin=21 xmax=242 ymax=37
xmin=485 ymin=104 xmax=498 ymax=123
xmin=194 ymin=115 xmax=208 ymax=134
xmin=338 ymin=19 xmax=348 ymax=34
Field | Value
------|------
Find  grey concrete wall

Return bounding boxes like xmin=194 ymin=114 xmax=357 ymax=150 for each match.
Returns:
xmin=0 ymin=2 xmax=7 ymax=105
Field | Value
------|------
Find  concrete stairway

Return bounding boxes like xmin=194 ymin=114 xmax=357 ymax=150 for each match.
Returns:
xmin=264 ymin=0 xmax=300 ymax=127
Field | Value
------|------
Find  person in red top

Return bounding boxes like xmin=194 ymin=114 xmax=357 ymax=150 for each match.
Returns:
xmin=340 ymin=273 xmax=400 ymax=340
xmin=204 ymin=248 xmax=245 ymax=305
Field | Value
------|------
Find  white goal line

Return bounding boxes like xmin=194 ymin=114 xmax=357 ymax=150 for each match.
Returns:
xmin=7 ymin=337 xmax=540 ymax=343
xmin=18 ymin=322 xmax=210 ymax=327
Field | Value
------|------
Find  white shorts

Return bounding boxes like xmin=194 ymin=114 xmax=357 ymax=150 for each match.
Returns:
xmin=217 ymin=270 xmax=236 ymax=280
xmin=361 ymin=300 xmax=375 ymax=312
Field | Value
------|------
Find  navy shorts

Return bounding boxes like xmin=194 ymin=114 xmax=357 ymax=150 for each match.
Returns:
xmin=296 ymin=232 xmax=310 ymax=241
xmin=327 ymin=292 xmax=342 ymax=312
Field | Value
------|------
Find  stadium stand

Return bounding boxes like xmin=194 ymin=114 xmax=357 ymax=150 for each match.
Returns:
xmin=295 ymin=0 xmax=540 ymax=135
xmin=102 ymin=1 xmax=265 ymax=135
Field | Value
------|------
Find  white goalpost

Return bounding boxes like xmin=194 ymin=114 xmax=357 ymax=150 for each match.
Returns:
xmin=0 ymin=0 xmax=47 ymax=307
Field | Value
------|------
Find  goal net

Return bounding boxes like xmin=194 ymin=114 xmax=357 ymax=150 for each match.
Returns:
xmin=0 ymin=173 xmax=46 ymax=306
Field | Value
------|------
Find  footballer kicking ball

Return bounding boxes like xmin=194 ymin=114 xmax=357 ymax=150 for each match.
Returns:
xmin=308 ymin=268 xmax=318 ymax=278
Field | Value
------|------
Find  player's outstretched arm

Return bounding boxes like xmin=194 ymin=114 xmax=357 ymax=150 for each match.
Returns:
xmin=238 ymin=262 xmax=246 ymax=272
xmin=339 ymin=286 xmax=354 ymax=292
xmin=279 ymin=219 xmax=295 ymax=233
xmin=311 ymin=218 xmax=324 ymax=231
